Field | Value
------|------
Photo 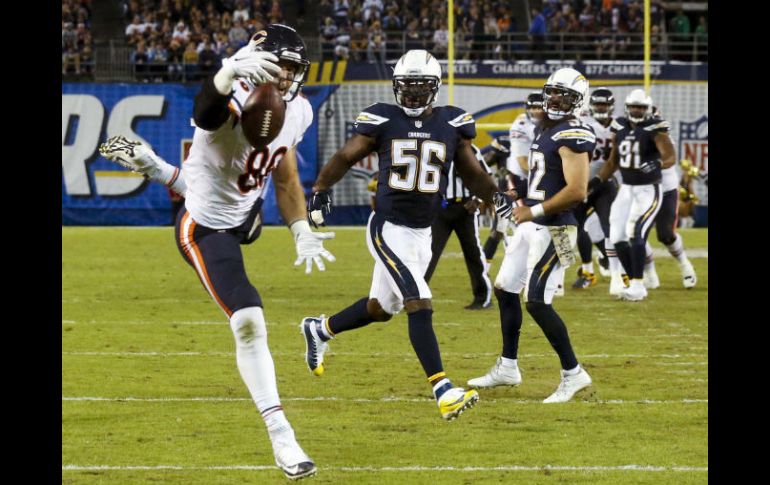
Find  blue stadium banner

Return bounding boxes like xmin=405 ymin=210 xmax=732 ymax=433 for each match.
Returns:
xmin=62 ymin=83 xmax=326 ymax=226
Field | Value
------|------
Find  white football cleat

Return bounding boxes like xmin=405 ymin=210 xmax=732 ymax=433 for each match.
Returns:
xmin=643 ymin=265 xmax=660 ymax=289
xmin=98 ymin=135 xmax=163 ymax=177
xmin=619 ymin=280 xmax=648 ymax=301
xmin=543 ymin=367 xmax=592 ymax=403
xmin=609 ymin=273 xmax=627 ymax=296
xmin=467 ymin=357 xmax=522 ymax=388
xmin=271 ymin=428 xmax=317 ymax=481
xmin=680 ymin=259 xmax=697 ymax=289
xmin=597 ymin=256 xmax=611 ymax=278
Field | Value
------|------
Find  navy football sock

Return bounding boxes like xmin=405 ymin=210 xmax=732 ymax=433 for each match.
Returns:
xmin=577 ymin=228 xmax=593 ymax=264
xmin=630 ymin=238 xmax=647 ymax=279
xmin=526 ymin=301 xmax=578 ymax=370
xmin=407 ymin=309 xmax=444 ymax=379
xmin=594 ymin=239 xmax=607 ymax=259
xmin=483 ymin=235 xmax=501 ymax=260
xmin=614 ymin=241 xmax=633 ymax=276
xmin=328 ymin=297 xmax=374 ymax=336
xmin=496 ymin=290 xmax=522 ymax=360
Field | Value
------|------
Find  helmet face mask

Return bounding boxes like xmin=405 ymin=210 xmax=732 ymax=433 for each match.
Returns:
xmin=251 ymin=24 xmax=309 ymax=102
xmin=624 ymin=89 xmax=653 ymax=123
xmin=626 ymin=104 xmax=650 ymax=123
xmin=541 ymin=68 xmax=589 ymax=120
xmin=392 ymin=50 xmax=442 ymax=117
xmin=589 ymin=88 xmax=614 ymax=121
xmin=525 ymin=92 xmax=544 ymax=124
xmin=543 ymin=86 xmax=583 ymax=120
xmin=393 ymin=77 xmax=440 ymax=115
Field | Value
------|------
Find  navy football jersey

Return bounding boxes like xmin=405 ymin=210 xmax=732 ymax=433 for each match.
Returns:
xmin=610 ymin=116 xmax=670 ymax=185
xmin=353 ymin=103 xmax=476 ymax=228
xmin=525 ymin=118 xmax=596 ymax=226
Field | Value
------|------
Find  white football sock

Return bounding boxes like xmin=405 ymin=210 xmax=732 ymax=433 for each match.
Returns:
xmin=666 ymin=233 xmax=688 ymax=264
xmin=500 ymin=357 xmax=518 ymax=368
xmin=229 ymin=306 xmax=290 ymax=435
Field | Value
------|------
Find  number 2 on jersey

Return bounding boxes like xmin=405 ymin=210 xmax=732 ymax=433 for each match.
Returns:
xmin=389 ymin=140 xmax=446 ymax=193
xmin=528 ymin=150 xmax=546 ymax=200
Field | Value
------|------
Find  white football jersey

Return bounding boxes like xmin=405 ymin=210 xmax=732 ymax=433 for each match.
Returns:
xmin=507 ymin=113 xmax=535 ymax=179
xmin=183 ymin=80 xmax=313 ymax=229
xmin=580 ymin=115 xmax=616 ymax=180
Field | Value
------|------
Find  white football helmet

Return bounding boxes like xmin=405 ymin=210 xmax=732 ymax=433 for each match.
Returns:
xmin=542 ymin=67 xmax=589 ymax=120
xmin=392 ymin=50 xmax=442 ymax=117
xmin=624 ymin=89 xmax=653 ymax=123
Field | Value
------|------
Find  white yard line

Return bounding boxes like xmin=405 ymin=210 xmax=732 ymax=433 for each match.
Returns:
xmin=61 ymin=464 xmax=707 ymax=472
xmin=62 ymin=396 xmax=708 ymax=404
xmin=62 ymin=351 xmax=707 ymax=359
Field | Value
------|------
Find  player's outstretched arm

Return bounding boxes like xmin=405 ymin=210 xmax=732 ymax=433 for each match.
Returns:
xmin=454 ymin=138 xmax=500 ymax=204
xmin=194 ymin=46 xmax=281 ymax=131
xmin=513 ymin=146 xmax=588 ymax=224
xmin=99 ymin=135 xmax=187 ymax=197
xmin=654 ymin=132 xmax=676 ymax=169
xmin=307 ymin=134 xmax=377 ymax=226
xmin=313 ymin=134 xmax=377 ymax=192
xmin=273 ymin=147 xmax=336 ymax=275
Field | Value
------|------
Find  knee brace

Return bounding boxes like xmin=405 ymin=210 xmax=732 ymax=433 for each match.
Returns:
xmin=367 ymin=298 xmax=394 ymax=322
xmin=229 ymin=306 xmax=267 ymax=346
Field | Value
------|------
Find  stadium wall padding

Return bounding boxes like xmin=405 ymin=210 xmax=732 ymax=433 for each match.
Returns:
xmin=62 ymin=61 xmax=707 ymax=226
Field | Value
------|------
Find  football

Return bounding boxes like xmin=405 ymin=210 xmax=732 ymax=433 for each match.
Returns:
xmin=241 ymin=83 xmax=286 ymax=148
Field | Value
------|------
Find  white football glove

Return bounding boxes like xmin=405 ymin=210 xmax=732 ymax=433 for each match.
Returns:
xmin=98 ymin=135 xmax=187 ymax=196
xmin=290 ymin=221 xmax=336 ymax=275
xmin=99 ymin=136 xmax=161 ymax=175
xmin=215 ymin=49 xmax=281 ymax=93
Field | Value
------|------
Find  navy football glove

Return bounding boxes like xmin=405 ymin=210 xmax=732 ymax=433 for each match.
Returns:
xmin=492 ymin=192 xmax=514 ymax=220
xmin=308 ymin=190 xmax=333 ymax=228
xmin=587 ymin=176 xmax=602 ymax=197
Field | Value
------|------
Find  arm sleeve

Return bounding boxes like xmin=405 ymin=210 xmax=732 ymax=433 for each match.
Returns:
xmin=446 ymin=107 xmax=477 ymax=139
xmin=353 ymin=103 xmax=389 ymax=138
xmin=551 ymin=123 xmax=597 ymax=154
xmin=193 ymin=75 xmax=233 ymax=131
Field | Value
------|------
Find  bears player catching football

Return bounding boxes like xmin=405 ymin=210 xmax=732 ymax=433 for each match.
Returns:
xmin=99 ymin=24 xmax=327 ymax=481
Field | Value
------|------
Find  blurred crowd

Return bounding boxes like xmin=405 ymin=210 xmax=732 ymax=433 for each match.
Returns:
xmin=62 ymin=0 xmax=94 ymax=76
xmin=122 ymin=0 xmax=284 ymax=82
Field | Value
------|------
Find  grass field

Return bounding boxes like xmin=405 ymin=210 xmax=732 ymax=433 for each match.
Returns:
xmin=62 ymin=225 xmax=708 ymax=484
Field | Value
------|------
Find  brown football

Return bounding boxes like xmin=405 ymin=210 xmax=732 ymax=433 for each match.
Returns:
xmin=240 ymin=83 xmax=286 ymax=148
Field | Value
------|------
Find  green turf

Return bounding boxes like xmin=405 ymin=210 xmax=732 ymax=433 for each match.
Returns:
xmin=62 ymin=226 xmax=708 ymax=484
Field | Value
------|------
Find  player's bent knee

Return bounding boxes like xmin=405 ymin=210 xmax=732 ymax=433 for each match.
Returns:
xmin=405 ymin=298 xmax=432 ymax=313
xmin=229 ymin=306 xmax=267 ymax=344
xmin=525 ymin=301 xmax=548 ymax=317
xmin=367 ymin=298 xmax=393 ymax=322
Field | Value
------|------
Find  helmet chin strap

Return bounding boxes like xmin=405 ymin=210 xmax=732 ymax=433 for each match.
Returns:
xmin=403 ymin=106 xmax=427 ymax=117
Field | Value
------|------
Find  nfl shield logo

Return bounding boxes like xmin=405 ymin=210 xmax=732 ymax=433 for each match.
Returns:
xmin=678 ymin=115 xmax=708 ymax=172
xmin=415 ymin=120 xmax=422 ymax=128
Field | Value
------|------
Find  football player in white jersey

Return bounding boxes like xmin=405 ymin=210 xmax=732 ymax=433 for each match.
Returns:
xmin=574 ymin=88 xmax=625 ymax=294
xmin=99 ymin=25 xmax=330 ymax=481
xmin=508 ymin=91 xmax=543 ymax=192
xmin=641 ymin=106 xmax=697 ymax=289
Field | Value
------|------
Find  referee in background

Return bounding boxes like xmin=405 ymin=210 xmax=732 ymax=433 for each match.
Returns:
xmin=424 ymin=144 xmax=493 ymax=310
